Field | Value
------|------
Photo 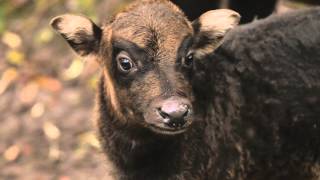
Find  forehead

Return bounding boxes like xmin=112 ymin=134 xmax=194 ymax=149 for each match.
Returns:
xmin=104 ymin=1 xmax=193 ymax=55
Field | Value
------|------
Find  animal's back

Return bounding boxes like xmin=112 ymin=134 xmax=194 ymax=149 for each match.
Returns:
xmin=208 ymin=7 xmax=320 ymax=179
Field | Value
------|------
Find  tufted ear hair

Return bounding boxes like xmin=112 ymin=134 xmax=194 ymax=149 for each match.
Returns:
xmin=192 ymin=9 xmax=240 ymax=59
xmin=50 ymin=14 xmax=102 ymax=57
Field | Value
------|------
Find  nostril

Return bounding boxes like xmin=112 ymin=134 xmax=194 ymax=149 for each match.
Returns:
xmin=157 ymin=108 xmax=170 ymax=119
xmin=180 ymin=104 xmax=189 ymax=117
xmin=182 ymin=107 xmax=189 ymax=118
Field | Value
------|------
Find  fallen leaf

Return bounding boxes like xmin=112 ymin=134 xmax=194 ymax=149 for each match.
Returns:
xmin=0 ymin=68 xmax=18 ymax=95
xmin=74 ymin=146 xmax=87 ymax=160
xmin=78 ymin=131 xmax=100 ymax=149
xmin=6 ymin=50 xmax=25 ymax=66
xmin=36 ymin=76 xmax=62 ymax=92
xmin=3 ymin=144 xmax=21 ymax=162
xmin=43 ymin=121 xmax=61 ymax=140
xmin=2 ymin=31 xmax=22 ymax=48
xmin=18 ymin=82 xmax=39 ymax=104
xmin=35 ymin=28 xmax=54 ymax=44
xmin=30 ymin=102 xmax=45 ymax=118
xmin=62 ymin=58 xmax=84 ymax=80
xmin=48 ymin=144 xmax=60 ymax=161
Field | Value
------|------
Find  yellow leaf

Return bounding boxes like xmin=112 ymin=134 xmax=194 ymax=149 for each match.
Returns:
xmin=62 ymin=58 xmax=84 ymax=80
xmin=88 ymin=74 xmax=98 ymax=90
xmin=78 ymin=131 xmax=100 ymax=149
xmin=43 ymin=121 xmax=61 ymax=140
xmin=0 ymin=68 xmax=18 ymax=95
xmin=2 ymin=31 xmax=22 ymax=48
xmin=74 ymin=147 xmax=87 ymax=160
xmin=6 ymin=50 xmax=25 ymax=66
xmin=35 ymin=28 xmax=54 ymax=44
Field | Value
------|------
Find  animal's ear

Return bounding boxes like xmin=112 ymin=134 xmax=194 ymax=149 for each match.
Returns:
xmin=50 ymin=14 xmax=102 ymax=57
xmin=192 ymin=9 xmax=240 ymax=59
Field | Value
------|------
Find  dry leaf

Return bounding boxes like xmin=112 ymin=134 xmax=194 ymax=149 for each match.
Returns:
xmin=30 ymin=102 xmax=45 ymax=118
xmin=36 ymin=76 xmax=62 ymax=92
xmin=2 ymin=31 xmax=22 ymax=48
xmin=3 ymin=144 xmax=21 ymax=162
xmin=48 ymin=144 xmax=60 ymax=160
xmin=74 ymin=146 xmax=87 ymax=160
xmin=18 ymin=82 xmax=39 ymax=104
xmin=43 ymin=121 xmax=61 ymax=140
xmin=75 ymin=131 xmax=100 ymax=160
xmin=78 ymin=131 xmax=100 ymax=149
xmin=0 ymin=68 xmax=18 ymax=95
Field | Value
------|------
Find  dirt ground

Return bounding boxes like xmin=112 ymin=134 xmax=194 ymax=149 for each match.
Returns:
xmin=0 ymin=0 xmax=313 ymax=180
xmin=0 ymin=0 xmax=128 ymax=179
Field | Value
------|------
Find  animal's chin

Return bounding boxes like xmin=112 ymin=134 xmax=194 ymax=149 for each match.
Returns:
xmin=149 ymin=125 xmax=188 ymax=135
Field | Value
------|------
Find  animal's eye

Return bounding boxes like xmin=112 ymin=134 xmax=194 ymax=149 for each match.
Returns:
xmin=119 ymin=58 xmax=133 ymax=71
xmin=116 ymin=52 xmax=134 ymax=73
xmin=182 ymin=51 xmax=193 ymax=68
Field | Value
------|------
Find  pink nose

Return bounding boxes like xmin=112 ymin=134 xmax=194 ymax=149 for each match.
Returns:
xmin=157 ymin=97 xmax=191 ymax=128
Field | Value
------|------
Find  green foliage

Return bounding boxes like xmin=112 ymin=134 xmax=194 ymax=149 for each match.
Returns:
xmin=0 ymin=1 xmax=9 ymax=34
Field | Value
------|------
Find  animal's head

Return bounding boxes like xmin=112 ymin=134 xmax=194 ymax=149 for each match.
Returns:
xmin=51 ymin=0 xmax=240 ymax=135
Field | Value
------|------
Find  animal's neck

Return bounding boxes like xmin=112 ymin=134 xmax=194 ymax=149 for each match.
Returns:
xmin=113 ymin=131 xmax=183 ymax=170
xmin=100 ymin=111 xmax=185 ymax=179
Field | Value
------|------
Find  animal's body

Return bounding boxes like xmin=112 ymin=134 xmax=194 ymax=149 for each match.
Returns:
xmin=172 ymin=0 xmax=320 ymax=23
xmin=171 ymin=0 xmax=277 ymax=23
xmin=200 ymin=8 xmax=320 ymax=179
xmin=51 ymin=0 xmax=320 ymax=179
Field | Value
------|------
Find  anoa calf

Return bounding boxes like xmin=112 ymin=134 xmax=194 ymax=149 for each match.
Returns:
xmin=51 ymin=0 xmax=320 ymax=179
xmin=51 ymin=0 xmax=239 ymax=179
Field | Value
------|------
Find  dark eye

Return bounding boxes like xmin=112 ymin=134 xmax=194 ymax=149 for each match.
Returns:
xmin=116 ymin=52 xmax=134 ymax=72
xmin=119 ymin=57 xmax=133 ymax=71
xmin=183 ymin=51 xmax=193 ymax=68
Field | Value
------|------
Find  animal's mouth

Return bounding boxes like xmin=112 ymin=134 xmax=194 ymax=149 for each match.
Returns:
xmin=148 ymin=120 xmax=193 ymax=135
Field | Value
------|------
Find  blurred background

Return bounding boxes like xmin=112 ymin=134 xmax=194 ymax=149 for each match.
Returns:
xmin=0 ymin=0 xmax=317 ymax=179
